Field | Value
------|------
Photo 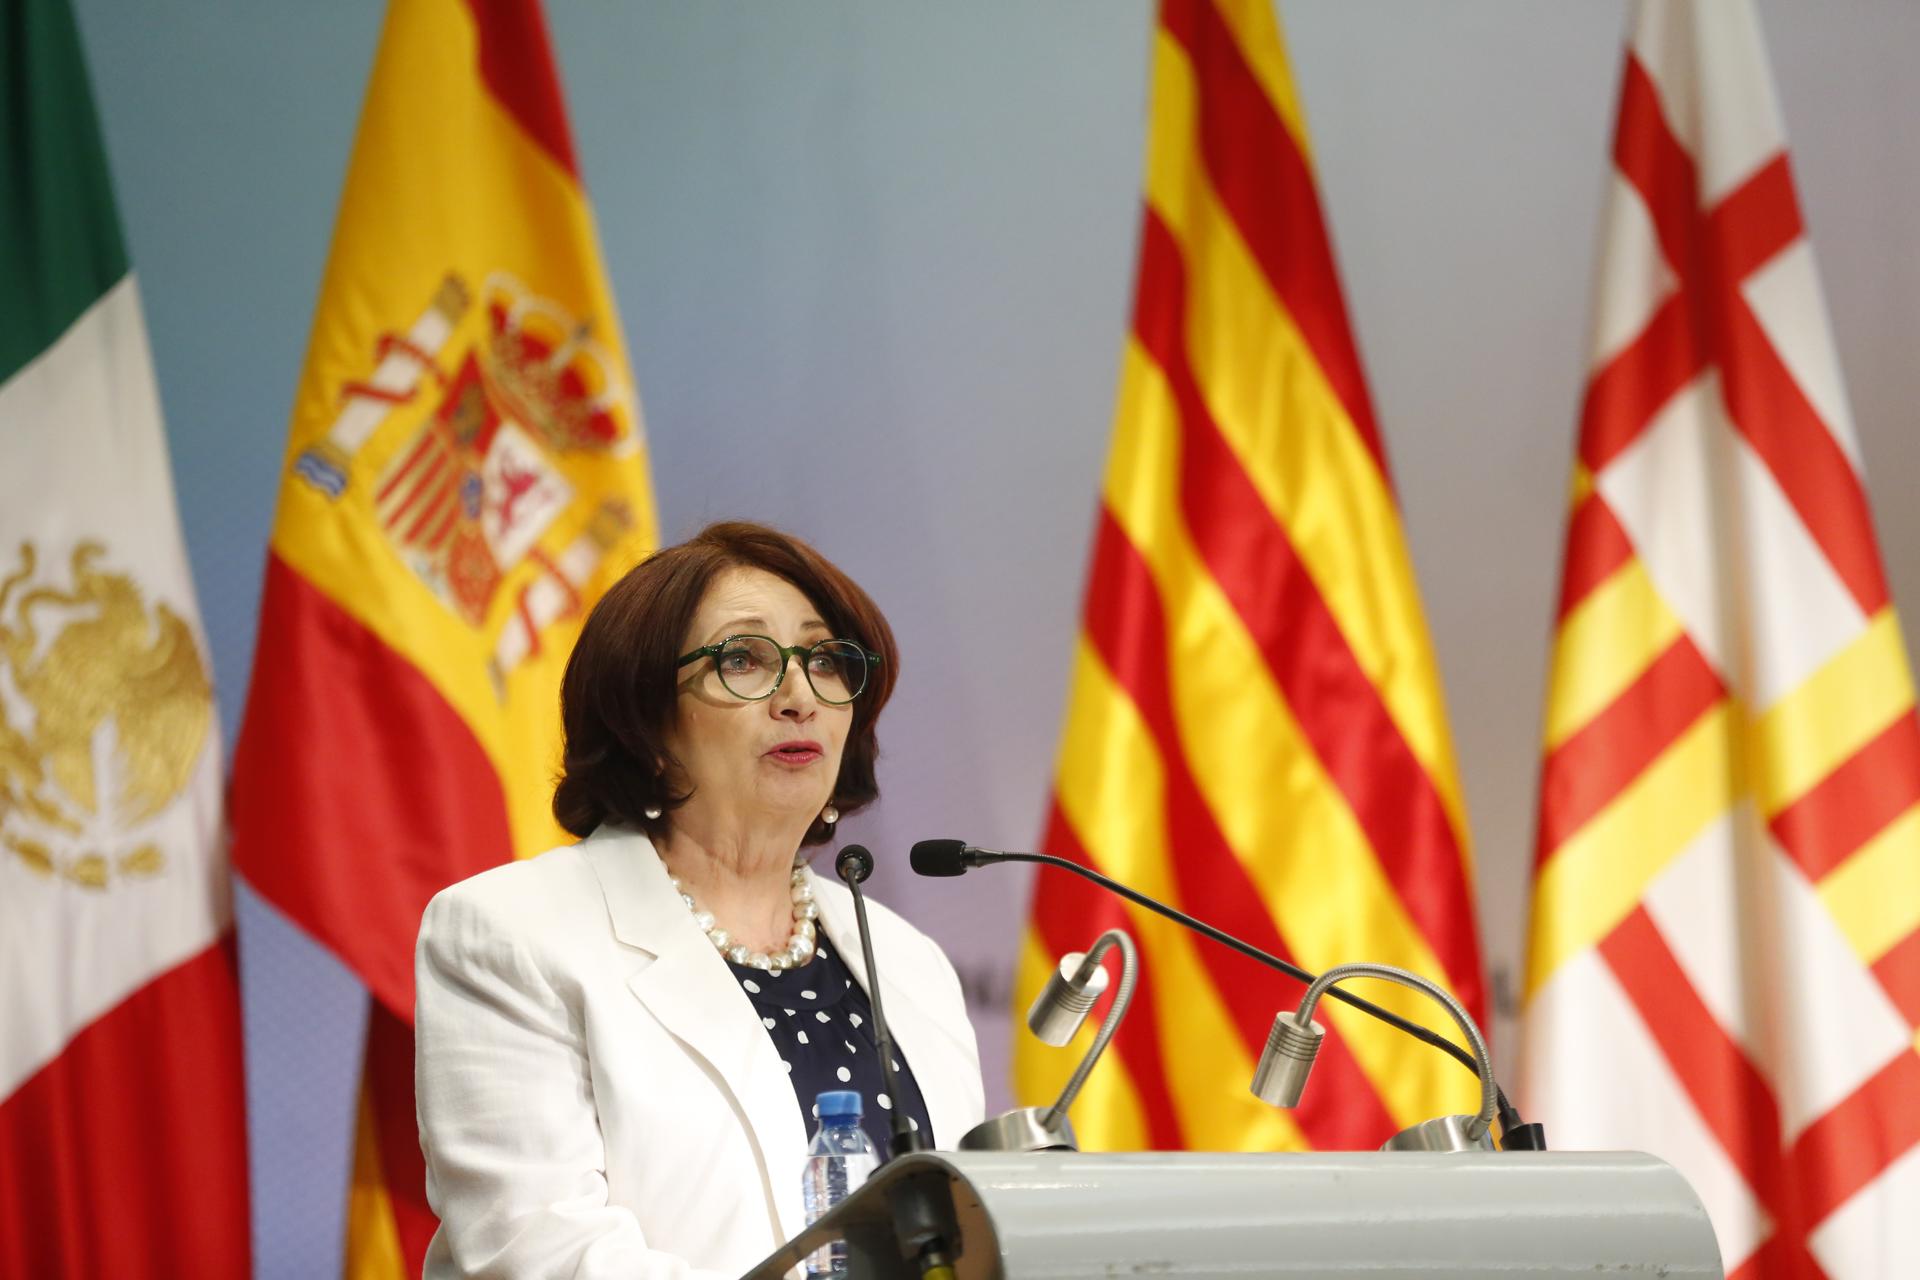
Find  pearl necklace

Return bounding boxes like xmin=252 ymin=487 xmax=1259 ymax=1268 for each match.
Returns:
xmin=670 ymin=865 xmax=820 ymax=971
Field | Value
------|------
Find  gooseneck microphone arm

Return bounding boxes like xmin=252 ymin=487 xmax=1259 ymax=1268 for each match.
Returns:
xmin=1041 ymin=929 xmax=1138 ymax=1132
xmin=834 ymin=845 xmax=924 ymax=1159
xmin=1298 ymin=963 xmax=1498 ymax=1137
xmin=913 ymin=839 xmax=1541 ymax=1148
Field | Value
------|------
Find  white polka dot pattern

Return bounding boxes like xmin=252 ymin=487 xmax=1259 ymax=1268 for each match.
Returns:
xmin=722 ymin=937 xmax=935 ymax=1157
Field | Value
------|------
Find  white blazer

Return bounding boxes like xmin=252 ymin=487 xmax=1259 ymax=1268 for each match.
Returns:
xmin=414 ymin=826 xmax=985 ymax=1279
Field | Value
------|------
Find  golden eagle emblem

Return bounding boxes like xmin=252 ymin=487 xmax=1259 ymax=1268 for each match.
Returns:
xmin=0 ymin=542 xmax=213 ymax=888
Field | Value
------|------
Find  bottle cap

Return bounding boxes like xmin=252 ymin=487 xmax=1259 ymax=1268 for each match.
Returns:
xmin=816 ymin=1090 xmax=863 ymax=1121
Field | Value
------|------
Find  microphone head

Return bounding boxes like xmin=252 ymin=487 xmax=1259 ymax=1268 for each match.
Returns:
xmin=834 ymin=844 xmax=875 ymax=885
xmin=910 ymin=839 xmax=970 ymax=877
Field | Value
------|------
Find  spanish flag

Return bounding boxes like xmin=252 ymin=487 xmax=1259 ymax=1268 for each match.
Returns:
xmin=1014 ymin=0 xmax=1485 ymax=1150
xmin=227 ymin=1 xmax=658 ymax=1273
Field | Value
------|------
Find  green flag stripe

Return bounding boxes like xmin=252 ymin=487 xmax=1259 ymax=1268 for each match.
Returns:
xmin=0 ymin=0 xmax=130 ymax=385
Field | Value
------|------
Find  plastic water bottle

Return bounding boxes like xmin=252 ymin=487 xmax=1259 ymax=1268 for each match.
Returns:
xmin=801 ymin=1090 xmax=879 ymax=1276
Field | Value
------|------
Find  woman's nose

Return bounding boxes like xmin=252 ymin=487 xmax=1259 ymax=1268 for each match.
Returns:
xmin=770 ymin=654 xmax=816 ymax=718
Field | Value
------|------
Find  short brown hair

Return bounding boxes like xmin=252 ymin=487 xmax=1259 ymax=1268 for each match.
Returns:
xmin=552 ymin=520 xmax=899 ymax=844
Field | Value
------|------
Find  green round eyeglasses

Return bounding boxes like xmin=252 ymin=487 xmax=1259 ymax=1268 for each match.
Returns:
xmin=675 ymin=634 xmax=881 ymax=704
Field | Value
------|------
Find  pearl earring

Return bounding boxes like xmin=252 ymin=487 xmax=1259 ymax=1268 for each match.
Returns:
xmin=820 ymin=804 xmax=839 ymax=826
xmin=643 ymin=804 xmax=662 ymax=821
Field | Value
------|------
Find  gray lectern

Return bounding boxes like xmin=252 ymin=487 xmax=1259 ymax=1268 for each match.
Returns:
xmin=742 ymin=1149 xmax=1722 ymax=1279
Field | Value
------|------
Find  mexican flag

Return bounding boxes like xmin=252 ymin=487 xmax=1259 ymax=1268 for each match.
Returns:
xmin=0 ymin=0 xmax=250 ymax=1274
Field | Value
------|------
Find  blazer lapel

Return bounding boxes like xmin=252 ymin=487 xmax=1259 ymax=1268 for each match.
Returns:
xmin=580 ymin=829 xmax=812 ymax=1242
xmin=812 ymin=871 xmax=977 ymax=1151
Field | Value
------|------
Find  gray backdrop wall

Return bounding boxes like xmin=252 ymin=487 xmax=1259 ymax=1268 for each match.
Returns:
xmin=67 ymin=1 xmax=1920 ymax=1273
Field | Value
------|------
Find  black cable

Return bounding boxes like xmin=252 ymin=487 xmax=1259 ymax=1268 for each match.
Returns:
xmin=999 ymin=849 xmax=1543 ymax=1148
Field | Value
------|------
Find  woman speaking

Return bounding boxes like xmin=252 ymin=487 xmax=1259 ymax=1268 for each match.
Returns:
xmin=414 ymin=522 xmax=985 ymax=1278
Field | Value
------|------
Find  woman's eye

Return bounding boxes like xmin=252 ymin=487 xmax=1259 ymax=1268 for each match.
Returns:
xmin=718 ymin=650 xmax=756 ymax=673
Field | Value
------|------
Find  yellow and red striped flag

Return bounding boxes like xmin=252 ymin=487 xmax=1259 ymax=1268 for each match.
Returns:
xmin=227 ymin=1 xmax=657 ymax=1273
xmin=1521 ymin=3 xmax=1920 ymax=1275
xmin=1014 ymin=0 xmax=1485 ymax=1151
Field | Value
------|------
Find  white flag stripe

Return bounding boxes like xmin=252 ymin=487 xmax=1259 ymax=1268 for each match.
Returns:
xmin=1646 ymin=798 xmax=1912 ymax=1146
xmin=1521 ymin=948 xmax=1769 ymax=1268
xmin=1632 ymin=2 xmax=1784 ymax=206
xmin=0 ymin=276 xmax=227 ymax=1098
xmin=1642 ymin=808 xmax=1755 ymax=1044
xmin=1809 ymin=1142 xmax=1920 ymax=1280
xmin=1587 ymin=173 xmax=1679 ymax=370
xmin=1740 ymin=241 xmax=1865 ymax=469
xmin=1750 ymin=832 xmax=1911 ymax=1145
xmin=1598 ymin=371 xmax=1865 ymax=707
xmin=1596 ymin=377 xmax=1738 ymax=676
xmin=1723 ymin=430 xmax=1871 ymax=709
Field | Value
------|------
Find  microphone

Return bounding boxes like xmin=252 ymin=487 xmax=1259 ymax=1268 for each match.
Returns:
xmin=832 ymin=846 xmax=959 ymax=1280
xmin=908 ymin=838 xmax=1002 ymax=877
xmin=910 ymin=838 xmax=1545 ymax=1151
xmin=833 ymin=845 xmax=922 ymax=1160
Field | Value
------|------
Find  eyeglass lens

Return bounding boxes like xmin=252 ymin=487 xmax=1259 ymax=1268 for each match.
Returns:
xmin=714 ymin=637 xmax=867 ymax=703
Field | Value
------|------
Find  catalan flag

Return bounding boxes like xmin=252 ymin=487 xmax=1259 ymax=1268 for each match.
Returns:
xmin=1521 ymin=3 xmax=1920 ymax=1274
xmin=1 ymin=0 xmax=247 ymax=1271
xmin=1013 ymin=0 xmax=1485 ymax=1151
xmin=227 ymin=1 xmax=657 ymax=1273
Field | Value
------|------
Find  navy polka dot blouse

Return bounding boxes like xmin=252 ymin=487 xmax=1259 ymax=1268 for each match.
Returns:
xmin=727 ymin=936 xmax=933 ymax=1158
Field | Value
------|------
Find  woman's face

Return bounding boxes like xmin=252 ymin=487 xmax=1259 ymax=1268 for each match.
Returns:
xmin=663 ymin=565 xmax=852 ymax=834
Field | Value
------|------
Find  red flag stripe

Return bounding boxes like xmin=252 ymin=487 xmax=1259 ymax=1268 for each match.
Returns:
xmin=229 ymin=553 xmax=512 ymax=1017
xmin=1692 ymin=152 xmax=1886 ymax=617
xmin=1577 ymin=295 xmax=1705 ymax=477
xmin=1705 ymin=154 xmax=1802 ymax=283
xmin=375 ymin=429 xmax=443 ymax=504
xmin=1158 ymin=0 xmax=1389 ymax=479
xmin=1132 ymin=208 xmax=1484 ymax=1014
xmin=1032 ymin=801 xmax=1185 ymax=1149
xmin=423 ymin=500 xmax=461 ymax=552
xmin=381 ymin=453 xmax=452 ymax=526
xmin=0 ymin=939 xmax=249 ymax=1278
xmin=1786 ymin=1049 xmax=1920 ymax=1229
xmin=1870 ymin=928 xmax=1920 ymax=1028
xmin=1712 ymin=295 xmax=1890 ymax=615
xmin=1769 ymin=712 xmax=1920 ymax=882
xmin=1554 ymin=491 xmax=1638 ymax=622
xmin=1535 ymin=634 xmax=1726 ymax=865
xmin=1725 ymin=1234 xmax=1825 ymax=1280
xmin=463 ymin=0 xmax=579 ymax=177
xmin=1600 ymin=57 xmax=1886 ymax=617
xmin=1597 ymin=908 xmax=1827 ymax=1275
xmin=1599 ymin=908 xmax=1787 ymax=1207
xmin=1612 ymin=56 xmax=1703 ymax=293
xmin=1585 ymin=66 xmax=1808 ymax=478
xmin=1080 ymin=505 xmax=1400 ymax=1149
xmin=1578 ymin=55 xmax=1712 ymax=472
xmin=401 ymin=477 xmax=459 ymax=544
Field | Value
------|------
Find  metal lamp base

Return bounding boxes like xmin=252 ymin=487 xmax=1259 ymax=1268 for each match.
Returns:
xmin=958 ymin=1107 xmax=1079 ymax=1152
xmin=1382 ymin=1114 xmax=1496 ymax=1153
